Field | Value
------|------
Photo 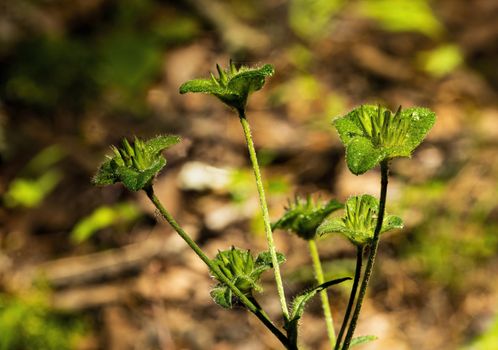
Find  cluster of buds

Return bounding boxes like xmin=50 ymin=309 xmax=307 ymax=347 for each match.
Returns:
xmin=210 ymin=247 xmax=285 ymax=308
xmin=318 ymin=195 xmax=403 ymax=246
xmin=179 ymin=61 xmax=274 ymax=113
xmin=93 ymin=135 xmax=180 ymax=191
xmin=272 ymin=196 xmax=343 ymax=240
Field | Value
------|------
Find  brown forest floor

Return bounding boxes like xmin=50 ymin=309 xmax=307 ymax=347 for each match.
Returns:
xmin=1 ymin=0 xmax=498 ymax=349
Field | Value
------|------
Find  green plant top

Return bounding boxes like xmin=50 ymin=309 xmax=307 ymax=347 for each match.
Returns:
xmin=93 ymin=135 xmax=180 ymax=191
xmin=334 ymin=105 xmax=436 ymax=175
xmin=272 ymin=196 xmax=343 ymax=240
xmin=179 ymin=61 xmax=274 ymax=113
xmin=317 ymin=195 xmax=403 ymax=246
xmin=210 ymin=247 xmax=286 ymax=309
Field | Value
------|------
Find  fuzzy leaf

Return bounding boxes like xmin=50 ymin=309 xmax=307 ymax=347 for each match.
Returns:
xmin=286 ymin=278 xmax=351 ymax=342
xmin=400 ymin=107 xmax=437 ymax=152
xmin=210 ymin=286 xmax=232 ymax=309
xmin=318 ymin=194 xmax=404 ymax=246
xmin=255 ymin=251 xmax=286 ymax=268
xmin=316 ymin=217 xmax=347 ymax=236
xmin=179 ymin=62 xmax=274 ymax=111
xmin=93 ymin=135 xmax=179 ymax=191
xmin=350 ymin=335 xmax=378 ymax=348
xmin=92 ymin=159 xmax=116 ymax=186
xmin=381 ymin=214 xmax=404 ymax=233
xmin=345 ymin=137 xmax=384 ymax=175
xmin=272 ymin=196 xmax=343 ymax=240
xmin=115 ymin=158 xmax=166 ymax=191
xmin=211 ymin=247 xmax=281 ymax=298
xmin=145 ymin=135 xmax=181 ymax=154
xmin=333 ymin=105 xmax=435 ymax=174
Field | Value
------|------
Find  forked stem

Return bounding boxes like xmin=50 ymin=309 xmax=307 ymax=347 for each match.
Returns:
xmin=335 ymin=246 xmax=364 ymax=350
xmin=144 ymin=186 xmax=289 ymax=347
xmin=238 ymin=109 xmax=290 ymax=322
xmin=341 ymin=160 xmax=389 ymax=350
xmin=309 ymin=239 xmax=336 ymax=348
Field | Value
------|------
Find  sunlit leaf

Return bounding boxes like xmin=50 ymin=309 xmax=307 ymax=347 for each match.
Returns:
xmin=286 ymin=278 xmax=351 ymax=342
xmin=318 ymin=194 xmax=403 ymax=246
xmin=71 ymin=202 xmax=141 ymax=243
xmin=179 ymin=61 xmax=274 ymax=112
xmin=210 ymin=247 xmax=285 ymax=308
xmin=333 ymin=105 xmax=436 ymax=174
xmin=418 ymin=44 xmax=463 ymax=77
xmin=358 ymin=0 xmax=443 ymax=38
xmin=272 ymin=196 xmax=343 ymax=240
xmin=351 ymin=335 xmax=378 ymax=348
xmin=210 ymin=286 xmax=233 ymax=309
xmin=93 ymin=135 xmax=180 ymax=191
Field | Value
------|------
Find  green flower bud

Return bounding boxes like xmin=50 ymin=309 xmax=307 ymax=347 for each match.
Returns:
xmin=179 ymin=60 xmax=274 ymax=113
xmin=333 ymin=105 xmax=436 ymax=175
xmin=210 ymin=247 xmax=285 ymax=309
xmin=317 ymin=194 xmax=403 ymax=246
xmin=272 ymin=196 xmax=343 ymax=240
xmin=93 ymin=135 xmax=181 ymax=191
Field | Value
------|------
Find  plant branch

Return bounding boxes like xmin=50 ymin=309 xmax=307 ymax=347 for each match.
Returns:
xmin=335 ymin=245 xmax=364 ymax=350
xmin=238 ymin=110 xmax=290 ymax=322
xmin=144 ymin=186 xmax=289 ymax=347
xmin=309 ymin=239 xmax=336 ymax=348
xmin=341 ymin=160 xmax=389 ymax=350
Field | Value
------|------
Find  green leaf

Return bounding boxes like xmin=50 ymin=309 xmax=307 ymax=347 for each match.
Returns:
xmin=381 ymin=214 xmax=404 ymax=233
xmin=400 ymin=107 xmax=437 ymax=154
xmin=418 ymin=44 xmax=463 ymax=77
xmin=179 ymin=61 xmax=274 ymax=112
xmin=286 ymin=278 xmax=351 ymax=342
xmin=316 ymin=217 xmax=347 ymax=236
xmin=210 ymin=286 xmax=232 ymax=309
xmin=350 ymin=335 xmax=378 ymax=348
xmin=71 ymin=202 xmax=141 ymax=243
xmin=318 ymin=194 xmax=404 ymax=246
xmin=211 ymin=247 xmax=281 ymax=299
xmin=145 ymin=135 xmax=181 ymax=154
xmin=93 ymin=135 xmax=180 ymax=191
xmin=255 ymin=251 xmax=286 ymax=268
xmin=358 ymin=0 xmax=443 ymax=38
xmin=272 ymin=196 xmax=343 ymax=240
xmin=333 ymin=105 xmax=436 ymax=174
xmin=345 ymin=137 xmax=384 ymax=175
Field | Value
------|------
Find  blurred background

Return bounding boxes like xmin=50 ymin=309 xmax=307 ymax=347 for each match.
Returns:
xmin=1 ymin=0 xmax=498 ymax=349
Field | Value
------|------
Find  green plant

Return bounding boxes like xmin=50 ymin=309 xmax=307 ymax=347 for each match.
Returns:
xmin=0 ymin=290 xmax=84 ymax=350
xmin=93 ymin=62 xmax=435 ymax=349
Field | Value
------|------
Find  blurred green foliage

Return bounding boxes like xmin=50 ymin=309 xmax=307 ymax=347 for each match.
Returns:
xmin=0 ymin=0 xmax=199 ymax=115
xmin=228 ymin=168 xmax=290 ymax=204
xmin=3 ymin=171 xmax=62 ymax=208
xmin=2 ymin=36 xmax=97 ymax=110
xmin=3 ymin=145 xmax=65 ymax=208
xmin=398 ymin=181 xmax=498 ymax=289
xmin=418 ymin=44 xmax=464 ymax=77
xmin=0 ymin=291 xmax=84 ymax=350
xmin=463 ymin=314 xmax=498 ymax=350
xmin=358 ymin=0 xmax=443 ymax=38
xmin=71 ymin=202 xmax=142 ymax=243
xmin=289 ymin=0 xmax=346 ymax=40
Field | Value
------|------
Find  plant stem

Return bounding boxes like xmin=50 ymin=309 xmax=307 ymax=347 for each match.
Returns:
xmin=238 ymin=110 xmax=290 ymax=322
xmin=335 ymin=246 xmax=363 ymax=350
xmin=144 ymin=186 xmax=289 ymax=348
xmin=308 ymin=239 xmax=336 ymax=349
xmin=341 ymin=160 xmax=389 ymax=350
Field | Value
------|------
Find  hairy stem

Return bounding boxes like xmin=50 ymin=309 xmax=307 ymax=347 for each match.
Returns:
xmin=341 ymin=160 xmax=389 ymax=350
xmin=238 ymin=110 xmax=290 ymax=322
xmin=335 ymin=246 xmax=364 ymax=350
xmin=309 ymin=239 xmax=336 ymax=348
xmin=145 ymin=186 xmax=289 ymax=347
